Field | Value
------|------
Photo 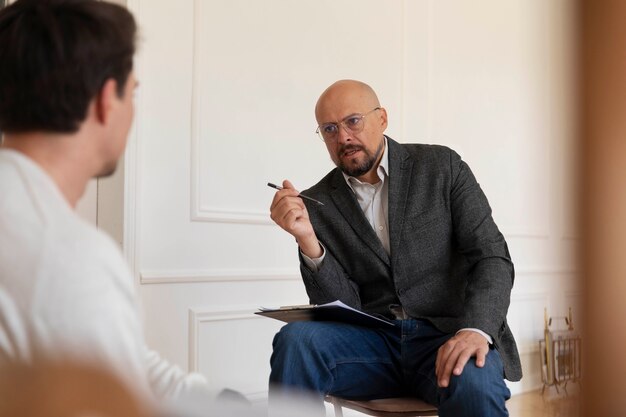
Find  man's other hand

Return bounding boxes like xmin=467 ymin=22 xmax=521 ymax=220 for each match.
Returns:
xmin=435 ymin=330 xmax=490 ymax=388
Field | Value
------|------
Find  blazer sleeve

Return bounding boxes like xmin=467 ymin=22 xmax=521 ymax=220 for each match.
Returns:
xmin=299 ymin=248 xmax=361 ymax=309
xmin=448 ymin=149 xmax=515 ymax=338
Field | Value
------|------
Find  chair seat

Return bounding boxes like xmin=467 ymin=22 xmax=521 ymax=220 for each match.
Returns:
xmin=325 ymin=395 xmax=438 ymax=417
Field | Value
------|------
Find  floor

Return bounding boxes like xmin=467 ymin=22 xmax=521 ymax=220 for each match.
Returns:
xmin=507 ymin=387 xmax=580 ymax=417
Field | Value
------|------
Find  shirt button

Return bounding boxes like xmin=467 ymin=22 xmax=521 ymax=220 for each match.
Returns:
xmin=378 ymin=226 xmax=384 ymax=230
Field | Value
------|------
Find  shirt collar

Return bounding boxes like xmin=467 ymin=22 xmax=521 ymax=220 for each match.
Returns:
xmin=342 ymin=136 xmax=389 ymax=192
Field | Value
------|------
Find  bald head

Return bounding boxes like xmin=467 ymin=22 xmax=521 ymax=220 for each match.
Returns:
xmin=313 ymin=80 xmax=388 ymax=183
xmin=315 ymin=80 xmax=381 ymax=123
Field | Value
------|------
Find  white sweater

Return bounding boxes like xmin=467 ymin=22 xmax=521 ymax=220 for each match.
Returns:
xmin=0 ymin=149 xmax=210 ymax=407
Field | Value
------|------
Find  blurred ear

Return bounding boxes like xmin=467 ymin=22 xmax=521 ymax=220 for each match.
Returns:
xmin=94 ymin=78 xmax=119 ymax=125
xmin=379 ymin=107 xmax=388 ymax=131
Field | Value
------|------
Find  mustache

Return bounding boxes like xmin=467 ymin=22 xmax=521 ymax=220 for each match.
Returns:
xmin=339 ymin=144 xmax=365 ymax=155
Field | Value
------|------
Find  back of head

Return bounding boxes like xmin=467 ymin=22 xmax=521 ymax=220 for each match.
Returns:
xmin=0 ymin=0 xmax=137 ymax=134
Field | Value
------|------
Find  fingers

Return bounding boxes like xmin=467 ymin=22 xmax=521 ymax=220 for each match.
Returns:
xmin=277 ymin=203 xmax=307 ymax=231
xmin=270 ymin=191 xmax=302 ymax=216
xmin=283 ymin=179 xmax=296 ymax=190
xmin=269 ymin=180 xmax=320 ymax=256
xmin=435 ymin=333 xmax=490 ymax=388
xmin=269 ymin=180 xmax=314 ymax=239
xmin=270 ymin=181 xmax=300 ymax=212
xmin=435 ymin=341 xmax=455 ymax=387
xmin=270 ymin=193 xmax=306 ymax=226
xmin=475 ymin=348 xmax=487 ymax=368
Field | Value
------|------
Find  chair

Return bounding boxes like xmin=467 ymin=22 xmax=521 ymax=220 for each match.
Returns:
xmin=325 ymin=395 xmax=438 ymax=417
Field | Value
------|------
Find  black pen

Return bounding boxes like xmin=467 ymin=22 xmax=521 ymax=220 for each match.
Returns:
xmin=267 ymin=182 xmax=324 ymax=206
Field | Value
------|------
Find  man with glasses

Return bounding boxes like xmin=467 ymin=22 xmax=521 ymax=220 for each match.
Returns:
xmin=268 ymin=80 xmax=521 ymax=417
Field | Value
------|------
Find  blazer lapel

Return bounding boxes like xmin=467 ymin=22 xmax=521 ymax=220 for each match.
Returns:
xmin=329 ymin=170 xmax=390 ymax=265
xmin=387 ymin=138 xmax=414 ymax=261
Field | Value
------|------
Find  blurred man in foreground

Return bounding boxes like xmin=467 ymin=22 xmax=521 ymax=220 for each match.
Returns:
xmin=0 ymin=0 xmax=211 ymax=414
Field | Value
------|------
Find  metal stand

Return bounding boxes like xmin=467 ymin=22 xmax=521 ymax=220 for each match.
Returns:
xmin=540 ymin=308 xmax=582 ymax=395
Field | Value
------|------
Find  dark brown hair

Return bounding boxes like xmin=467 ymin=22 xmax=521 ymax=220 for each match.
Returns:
xmin=0 ymin=0 xmax=137 ymax=133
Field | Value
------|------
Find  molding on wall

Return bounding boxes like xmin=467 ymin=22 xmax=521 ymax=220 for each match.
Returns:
xmin=192 ymin=207 xmax=273 ymax=225
xmin=511 ymin=291 xmax=551 ymax=302
xmin=401 ymin=0 xmax=432 ymax=143
xmin=518 ymin=343 xmax=541 ymax=356
xmin=425 ymin=0 xmax=434 ymax=142
xmin=504 ymin=231 xmax=551 ymax=240
xmin=516 ymin=339 xmax=545 ymax=355
xmin=124 ymin=0 xmax=142 ymax=284
xmin=419 ymin=0 xmax=552 ymax=241
xmin=188 ymin=306 xmax=273 ymax=399
xmin=501 ymin=0 xmax=554 ymax=242
xmin=515 ymin=267 xmax=577 ymax=276
xmin=399 ymin=0 xmax=407 ymax=142
xmin=140 ymin=266 xmax=576 ymax=285
xmin=141 ymin=268 xmax=299 ymax=285
xmin=189 ymin=0 xmax=201 ymax=223
xmin=564 ymin=290 xmax=581 ymax=299
xmin=564 ymin=290 xmax=582 ymax=310
xmin=510 ymin=291 xmax=550 ymax=355
xmin=188 ymin=0 xmax=276 ymax=225
xmin=188 ymin=306 xmax=262 ymax=372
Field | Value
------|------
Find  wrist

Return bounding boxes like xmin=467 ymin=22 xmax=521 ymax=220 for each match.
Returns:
xmin=456 ymin=328 xmax=493 ymax=345
xmin=297 ymin=233 xmax=322 ymax=258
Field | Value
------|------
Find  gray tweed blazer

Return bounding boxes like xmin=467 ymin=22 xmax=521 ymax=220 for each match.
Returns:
xmin=299 ymin=137 xmax=522 ymax=381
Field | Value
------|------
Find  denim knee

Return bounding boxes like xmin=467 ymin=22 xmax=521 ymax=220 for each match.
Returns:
xmin=447 ymin=357 xmax=501 ymax=395
xmin=270 ymin=322 xmax=340 ymax=393
xmin=270 ymin=322 xmax=331 ymax=371
xmin=439 ymin=352 xmax=510 ymax=417
xmin=272 ymin=322 xmax=323 ymax=352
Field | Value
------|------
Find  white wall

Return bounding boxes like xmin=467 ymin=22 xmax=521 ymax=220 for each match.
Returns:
xmin=75 ymin=167 xmax=124 ymax=248
xmin=123 ymin=0 xmax=578 ymax=399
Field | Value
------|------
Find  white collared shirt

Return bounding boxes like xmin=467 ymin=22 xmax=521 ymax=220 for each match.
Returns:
xmin=342 ymin=137 xmax=390 ymax=255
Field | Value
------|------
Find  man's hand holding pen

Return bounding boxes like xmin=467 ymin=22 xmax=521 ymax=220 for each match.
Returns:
xmin=269 ymin=180 xmax=323 ymax=259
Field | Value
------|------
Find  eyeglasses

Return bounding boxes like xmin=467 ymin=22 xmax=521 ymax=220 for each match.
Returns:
xmin=315 ymin=107 xmax=381 ymax=142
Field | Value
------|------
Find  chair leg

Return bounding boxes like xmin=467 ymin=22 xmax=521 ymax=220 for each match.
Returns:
xmin=332 ymin=400 xmax=344 ymax=417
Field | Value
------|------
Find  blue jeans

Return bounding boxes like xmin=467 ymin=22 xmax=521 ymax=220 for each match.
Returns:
xmin=269 ymin=320 xmax=510 ymax=417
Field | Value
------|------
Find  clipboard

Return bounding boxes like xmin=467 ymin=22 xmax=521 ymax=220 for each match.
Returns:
xmin=255 ymin=300 xmax=396 ymax=328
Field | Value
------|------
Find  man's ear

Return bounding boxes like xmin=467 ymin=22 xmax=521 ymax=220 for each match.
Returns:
xmin=94 ymin=79 xmax=119 ymax=125
xmin=379 ymin=107 xmax=389 ymax=131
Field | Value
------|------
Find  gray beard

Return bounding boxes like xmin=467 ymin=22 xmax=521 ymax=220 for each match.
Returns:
xmin=339 ymin=139 xmax=384 ymax=178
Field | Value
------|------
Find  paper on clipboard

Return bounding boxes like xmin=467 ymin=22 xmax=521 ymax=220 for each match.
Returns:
xmin=256 ymin=300 xmax=395 ymax=328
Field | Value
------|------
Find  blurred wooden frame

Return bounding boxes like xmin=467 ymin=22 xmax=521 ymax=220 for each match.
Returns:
xmin=580 ymin=0 xmax=626 ymax=415
xmin=0 ymin=360 xmax=150 ymax=417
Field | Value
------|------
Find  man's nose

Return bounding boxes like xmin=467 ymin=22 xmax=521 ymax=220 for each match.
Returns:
xmin=336 ymin=123 xmax=353 ymax=143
